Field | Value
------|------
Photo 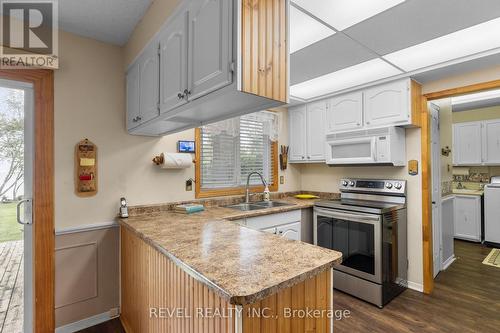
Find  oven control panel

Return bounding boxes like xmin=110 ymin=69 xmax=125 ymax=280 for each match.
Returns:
xmin=339 ymin=178 xmax=406 ymax=195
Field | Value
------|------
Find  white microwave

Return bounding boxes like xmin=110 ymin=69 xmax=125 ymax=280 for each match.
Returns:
xmin=325 ymin=127 xmax=406 ymax=166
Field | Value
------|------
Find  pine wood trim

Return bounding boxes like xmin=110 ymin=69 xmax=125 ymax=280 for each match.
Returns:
xmin=241 ymin=0 xmax=288 ymax=103
xmin=420 ymin=79 xmax=500 ymax=295
xmin=242 ymin=269 xmax=332 ymax=332
xmin=0 ymin=69 xmax=55 ymax=332
xmin=423 ymin=79 xmax=500 ymax=100
xmin=194 ymin=128 xmax=279 ymax=199
xmin=121 ymin=227 xmax=236 ymax=333
xmin=411 ymin=80 xmax=423 ymax=127
xmin=420 ymin=97 xmax=434 ymax=295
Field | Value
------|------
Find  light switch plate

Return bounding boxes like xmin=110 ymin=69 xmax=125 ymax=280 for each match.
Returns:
xmin=280 ymin=176 xmax=285 ymax=184
xmin=186 ymin=179 xmax=193 ymax=191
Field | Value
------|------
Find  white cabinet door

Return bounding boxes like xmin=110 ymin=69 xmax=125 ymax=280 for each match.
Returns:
xmin=159 ymin=10 xmax=188 ymax=114
xmin=306 ymin=101 xmax=326 ymax=161
xmin=453 ymin=122 xmax=482 ymax=165
xmin=483 ymin=119 xmax=500 ymax=164
xmin=188 ymin=0 xmax=232 ymax=101
xmin=126 ymin=62 xmax=140 ymax=130
xmin=288 ymin=106 xmax=307 ymax=162
xmin=454 ymin=195 xmax=481 ymax=242
xmin=327 ymin=92 xmax=363 ymax=133
xmin=276 ymin=221 xmax=301 ymax=241
xmin=138 ymin=42 xmax=160 ymax=124
xmin=364 ymin=79 xmax=410 ymax=127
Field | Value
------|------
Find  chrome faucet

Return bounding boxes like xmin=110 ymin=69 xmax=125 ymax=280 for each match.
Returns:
xmin=245 ymin=172 xmax=267 ymax=204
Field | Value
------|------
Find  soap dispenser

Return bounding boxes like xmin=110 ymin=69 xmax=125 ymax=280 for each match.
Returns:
xmin=263 ymin=184 xmax=270 ymax=202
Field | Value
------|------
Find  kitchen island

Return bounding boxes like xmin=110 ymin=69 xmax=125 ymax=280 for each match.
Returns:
xmin=119 ymin=198 xmax=342 ymax=333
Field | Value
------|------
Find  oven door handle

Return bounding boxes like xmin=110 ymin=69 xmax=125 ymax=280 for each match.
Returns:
xmin=314 ymin=207 xmax=380 ymax=223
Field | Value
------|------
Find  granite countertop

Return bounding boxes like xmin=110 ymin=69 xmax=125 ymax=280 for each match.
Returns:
xmin=118 ymin=195 xmax=342 ymax=306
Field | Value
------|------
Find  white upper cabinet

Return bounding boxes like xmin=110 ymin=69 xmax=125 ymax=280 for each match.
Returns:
xmin=126 ymin=62 xmax=140 ymax=130
xmin=159 ymin=10 xmax=188 ymax=113
xmin=327 ymin=92 xmax=363 ymax=133
xmin=138 ymin=43 xmax=160 ymax=124
xmin=288 ymin=106 xmax=307 ymax=162
xmin=453 ymin=122 xmax=483 ymax=165
xmin=483 ymin=119 xmax=500 ymax=164
xmin=126 ymin=0 xmax=288 ymax=136
xmin=188 ymin=0 xmax=232 ymax=101
xmin=364 ymin=79 xmax=410 ymax=127
xmin=306 ymin=101 xmax=327 ymax=161
xmin=289 ymin=101 xmax=327 ymax=163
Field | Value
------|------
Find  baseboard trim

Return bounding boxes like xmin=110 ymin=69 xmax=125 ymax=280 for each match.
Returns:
xmin=442 ymin=255 xmax=456 ymax=271
xmin=407 ymin=281 xmax=424 ymax=293
xmin=55 ymin=311 xmax=117 ymax=333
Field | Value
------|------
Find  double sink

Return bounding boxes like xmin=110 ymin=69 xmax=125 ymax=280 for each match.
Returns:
xmin=225 ymin=201 xmax=293 ymax=211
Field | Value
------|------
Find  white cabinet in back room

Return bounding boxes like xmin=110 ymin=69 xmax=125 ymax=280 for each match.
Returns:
xmin=289 ymin=102 xmax=326 ymax=163
xmin=364 ymin=79 xmax=411 ymax=127
xmin=452 ymin=119 xmax=500 ymax=166
xmin=483 ymin=119 xmax=500 ymax=164
xmin=327 ymin=91 xmax=363 ymax=133
xmin=454 ymin=195 xmax=481 ymax=242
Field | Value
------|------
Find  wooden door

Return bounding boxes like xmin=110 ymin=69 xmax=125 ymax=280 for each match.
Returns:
xmin=306 ymin=101 xmax=326 ymax=161
xmin=288 ymin=106 xmax=306 ymax=162
xmin=159 ymin=10 xmax=188 ymax=114
xmin=188 ymin=0 xmax=232 ymax=101
xmin=453 ymin=122 xmax=482 ymax=165
xmin=327 ymin=92 xmax=363 ymax=133
xmin=483 ymin=119 xmax=500 ymax=164
xmin=138 ymin=42 xmax=160 ymax=124
xmin=364 ymin=79 xmax=410 ymax=127
xmin=126 ymin=62 xmax=140 ymax=130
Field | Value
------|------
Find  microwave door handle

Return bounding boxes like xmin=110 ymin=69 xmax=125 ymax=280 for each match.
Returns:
xmin=371 ymin=138 xmax=377 ymax=162
xmin=314 ymin=208 xmax=380 ymax=223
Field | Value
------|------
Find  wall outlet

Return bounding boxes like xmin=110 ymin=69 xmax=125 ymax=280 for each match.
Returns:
xmin=280 ymin=176 xmax=284 ymax=184
xmin=186 ymin=179 xmax=193 ymax=191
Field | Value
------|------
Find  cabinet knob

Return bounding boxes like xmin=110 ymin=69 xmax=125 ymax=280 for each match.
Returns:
xmin=307 ymin=156 xmax=310 ymax=159
xmin=177 ymin=92 xmax=185 ymax=99
xmin=357 ymin=123 xmax=360 ymax=126
xmin=137 ymin=116 xmax=142 ymax=121
xmin=302 ymin=156 xmax=305 ymax=159
xmin=366 ymin=121 xmax=370 ymax=125
xmin=184 ymin=89 xmax=191 ymax=96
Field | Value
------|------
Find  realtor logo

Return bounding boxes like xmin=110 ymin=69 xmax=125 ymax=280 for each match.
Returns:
xmin=0 ymin=0 xmax=58 ymax=68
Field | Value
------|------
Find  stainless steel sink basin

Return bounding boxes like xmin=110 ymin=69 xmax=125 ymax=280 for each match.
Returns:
xmin=252 ymin=201 xmax=293 ymax=208
xmin=224 ymin=201 xmax=293 ymax=211
xmin=224 ymin=203 xmax=267 ymax=211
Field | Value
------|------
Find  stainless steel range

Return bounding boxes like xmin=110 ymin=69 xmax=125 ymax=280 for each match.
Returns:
xmin=313 ymin=178 xmax=408 ymax=308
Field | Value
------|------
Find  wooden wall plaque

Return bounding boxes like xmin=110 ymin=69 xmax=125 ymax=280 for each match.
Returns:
xmin=75 ymin=139 xmax=98 ymax=197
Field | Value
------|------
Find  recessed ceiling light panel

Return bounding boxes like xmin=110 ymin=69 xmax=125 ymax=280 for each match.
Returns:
xmin=290 ymin=6 xmax=335 ymax=53
xmin=383 ymin=17 xmax=500 ymax=72
xmin=290 ymin=59 xmax=402 ymax=100
xmin=292 ymin=0 xmax=405 ymax=31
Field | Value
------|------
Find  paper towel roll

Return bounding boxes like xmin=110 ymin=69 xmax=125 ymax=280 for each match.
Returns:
xmin=159 ymin=153 xmax=193 ymax=169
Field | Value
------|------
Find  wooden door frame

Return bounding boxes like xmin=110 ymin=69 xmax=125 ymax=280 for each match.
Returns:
xmin=0 ymin=69 xmax=54 ymax=332
xmin=421 ymin=79 xmax=500 ymax=294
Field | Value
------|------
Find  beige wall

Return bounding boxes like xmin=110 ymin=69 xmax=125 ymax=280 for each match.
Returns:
xmin=299 ymin=128 xmax=423 ymax=287
xmin=452 ymin=105 xmax=500 ymax=123
xmin=433 ymin=99 xmax=453 ymax=183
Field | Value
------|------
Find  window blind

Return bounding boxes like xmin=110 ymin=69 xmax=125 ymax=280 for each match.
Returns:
xmin=200 ymin=112 xmax=275 ymax=189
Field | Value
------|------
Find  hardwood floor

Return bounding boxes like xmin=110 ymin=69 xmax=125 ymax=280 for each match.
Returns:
xmin=333 ymin=240 xmax=500 ymax=333
xmin=80 ymin=240 xmax=499 ymax=333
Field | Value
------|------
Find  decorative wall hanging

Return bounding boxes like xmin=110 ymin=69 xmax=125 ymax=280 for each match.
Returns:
xmin=75 ymin=139 xmax=97 ymax=197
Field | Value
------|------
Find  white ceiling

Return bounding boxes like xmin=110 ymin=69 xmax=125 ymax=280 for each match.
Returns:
xmin=58 ymin=0 xmax=153 ymax=45
xmin=291 ymin=0 xmax=500 ymax=100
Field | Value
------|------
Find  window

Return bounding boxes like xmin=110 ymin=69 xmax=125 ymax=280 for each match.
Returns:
xmin=195 ymin=111 xmax=279 ymax=198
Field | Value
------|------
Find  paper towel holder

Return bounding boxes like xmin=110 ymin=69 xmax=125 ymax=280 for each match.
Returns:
xmin=152 ymin=153 xmax=195 ymax=167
